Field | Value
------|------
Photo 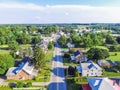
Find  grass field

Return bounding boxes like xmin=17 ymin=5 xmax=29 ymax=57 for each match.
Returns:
xmin=20 ymin=44 xmax=33 ymax=49
xmin=0 ymin=86 xmax=12 ymax=90
xmin=103 ymin=71 xmax=120 ymax=77
xmin=107 ymin=52 xmax=120 ymax=61
xmin=35 ymin=49 xmax=54 ymax=82
xmin=0 ymin=45 xmax=10 ymax=54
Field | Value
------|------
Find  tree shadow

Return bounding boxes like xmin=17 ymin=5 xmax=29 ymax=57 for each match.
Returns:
xmin=48 ymin=82 xmax=67 ymax=90
xmin=53 ymin=55 xmax=63 ymax=63
xmin=52 ymin=67 xmax=65 ymax=78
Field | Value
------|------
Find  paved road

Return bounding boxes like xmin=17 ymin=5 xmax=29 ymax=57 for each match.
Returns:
xmin=48 ymin=43 xmax=67 ymax=90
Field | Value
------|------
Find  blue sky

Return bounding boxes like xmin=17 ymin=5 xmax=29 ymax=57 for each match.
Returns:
xmin=0 ymin=0 xmax=120 ymax=24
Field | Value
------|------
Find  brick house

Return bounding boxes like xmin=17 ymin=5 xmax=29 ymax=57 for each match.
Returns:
xmin=74 ymin=50 xmax=88 ymax=63
xmin=6 ymin=57 xmax=38 ymax=80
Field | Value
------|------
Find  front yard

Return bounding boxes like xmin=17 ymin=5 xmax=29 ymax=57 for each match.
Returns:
xmin=107 ymin=52 xmax=120 ymax=61
xmin=0 ymin=86 xmax=12 ymax=90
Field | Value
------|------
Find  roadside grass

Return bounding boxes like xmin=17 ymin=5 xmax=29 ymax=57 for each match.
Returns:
xmin=66 ymin=77 xmax=87 ymax=90
xmin=35 ymin=49 xmax=54 ymax=82
xmin=13 ymin=86 xmax=47 ymax=90
xmin=20 ymin=44 xmax=33 ymax=49
xmin=63 ymin=58 xmax=79 ymax=66
xmin=0 ymin=86 xmax=12 ymax=90
xmin=103 ymin=71 xmax=120 ymax=77
xmin=0 ymin=45 xmax=10 ymax=54
xmin=107 ymin=52 xmax=120 ymax=61
xmin=86 ymin=46 xmax=108 ymax=51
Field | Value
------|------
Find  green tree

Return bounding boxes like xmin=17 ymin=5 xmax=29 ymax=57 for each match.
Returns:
xmin=87 ymin=48 xmax=109 ymax=61
xmin=29 ymin=26 xmax=38 ymax=34
xmin=17 ymin=33 xmax=31 ymax=44
xmin=0 ymin=54 xmax=14 ymax=74
xmin=105 ymin=35 xmax=117 ymax=44
xmin=48 ymin=42 xmax=54 ymax=50
xmin=58 ymin=35 xmax=67 ymax=47
xmin=16 ymin=82 xmax=24 ymax=88
xmin=26 ymin=82 xmax=32 ymax=87
xmin=32 ymin=35 xmax=41 ymax=44
xmin=71 ymin=35 xmax=81 ymax=46
xmin=8 ymin=40 xmax=19 ymax=51
xmin=34 ymin=46 xmax=45 ymax=69
xmin=83 ymin=37 xmax=93 ymax=48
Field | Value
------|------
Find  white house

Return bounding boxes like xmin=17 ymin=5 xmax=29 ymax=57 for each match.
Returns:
xmin=67 ymin=42 xmax=75 ymax=48
xmin=76 ymin=61 xmax=102 ymax=77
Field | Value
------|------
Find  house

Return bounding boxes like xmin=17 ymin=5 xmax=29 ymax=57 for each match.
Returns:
xmin=98 ymin=60 xmax=118 ymax=67
xmin=6 ymin=57 xmax=38 ymax=80
xmin=87 ymin=77 xmax=120 ymax=90
xmin=36 ymin=40 xmax=48 ymax=53
xmin=67 ymin=42 xmax=75 ymax=48
xmin=74 ymin=50 xmax=88 ymax=63
xmin=76 ymin=61 xmax=102 ymax=76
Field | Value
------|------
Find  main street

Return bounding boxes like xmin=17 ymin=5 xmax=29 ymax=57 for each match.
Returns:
xmin=48 ymin=43 xmax=67 ymax=90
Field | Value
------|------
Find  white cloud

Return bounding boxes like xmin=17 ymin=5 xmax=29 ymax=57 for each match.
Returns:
xmin=0 ymin=2 xmax=120 ymax=23
xmin=0 ymin=2 xmax=44 ymax=10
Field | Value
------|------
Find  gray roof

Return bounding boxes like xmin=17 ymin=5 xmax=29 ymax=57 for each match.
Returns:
xmin=6 ymin=67 xmax=17 ymax=77
xmin=81 ymin=62 xmax=102 ymax=70
xmin=6 ymin=61 xmax=38 ymax=77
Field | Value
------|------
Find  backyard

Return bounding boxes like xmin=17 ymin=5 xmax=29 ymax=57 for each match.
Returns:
xmin=107 ymin=52 xmax=120 ymax=61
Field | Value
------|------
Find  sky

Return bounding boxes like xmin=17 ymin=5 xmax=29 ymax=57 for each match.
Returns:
xmin=0 ymin=0 xmax=120 ymax=24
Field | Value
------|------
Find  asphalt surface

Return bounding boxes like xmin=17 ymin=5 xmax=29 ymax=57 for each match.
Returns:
xmin=48 ymin=43 xmax=67 ymax=90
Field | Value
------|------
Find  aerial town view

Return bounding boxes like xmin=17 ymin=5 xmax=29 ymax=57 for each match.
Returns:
xmin=0 ymin=0 xmax=120 ymax=90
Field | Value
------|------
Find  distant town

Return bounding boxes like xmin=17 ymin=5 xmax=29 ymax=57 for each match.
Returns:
xmin=0 ymin=23 xmax=120 ymax=90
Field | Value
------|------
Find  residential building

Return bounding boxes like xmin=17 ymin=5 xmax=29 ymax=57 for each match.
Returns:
xmin=74 ymin=50 xmax=88 ymax=63
xmin=6 ymin=57 xmax=38 ymax=80
xmin=87 ymin=77 xmax=120 ymax=90
xmin=76 ymin=61 xmax=102 ymax=76
xmin=98 ymin=60 xmax=118 ymax=67
xmin=67 ymin=42 xmax=75 ymax=48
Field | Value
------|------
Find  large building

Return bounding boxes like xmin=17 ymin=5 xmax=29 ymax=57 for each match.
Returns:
xmin=6 ymin=57 xmax=38 ymax=80
xmin=76 ymin=61 xmax=102 ymax=77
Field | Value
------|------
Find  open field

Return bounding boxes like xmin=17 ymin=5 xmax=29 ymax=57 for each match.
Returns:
xmin=0 ymin=45 xmax=10 ymax=54
xmin=107 ymin=52 xmax=120 ymax=61
xmin=0 ymin=86 xmax=12 ymax=90
xmin=103 ymin=71 xmax=120 ymax=77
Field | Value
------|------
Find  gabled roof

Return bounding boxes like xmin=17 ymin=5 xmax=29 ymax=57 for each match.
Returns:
xmin=74 ymin=50 xmax=80 ymax=57
xmin=88 ymin=63 xmax=97 ymax=69
xmin=13 ymin=57 xmax=30 ymax=74
xmin=81 ymin=61 xmax=102 ymax=70
xmin=87 ymin=78 xmax=102 ymax=90
xmin=76 ymin=66 xmax=82 ymax=73
xmin=88 ymin=78 xmax=120 ymax=90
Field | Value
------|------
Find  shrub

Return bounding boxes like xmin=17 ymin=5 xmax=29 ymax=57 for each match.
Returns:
xmin=26 ymin=82 xmax=32 ymax=87
xmin=16 ymin=82 xmax=24 ymax=88
xmin=64 ymin=53 xmax=70 ymax=58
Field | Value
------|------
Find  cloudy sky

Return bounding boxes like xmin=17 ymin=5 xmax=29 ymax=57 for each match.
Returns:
xmin=0 ymin=0 xmax=120 ymax=24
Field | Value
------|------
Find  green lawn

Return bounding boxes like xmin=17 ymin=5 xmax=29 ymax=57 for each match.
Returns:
xmin=103 ymin=71 xmax=120 ymax=77
xmin=107 ymin=52 xmax=120 ymax=61
xmin=63 ymin=58 xmax=79 ymax=66
xmin=66 ymin=77 xmax=87 ymax=90
xmin=0 ymin=86 xmax=12 ymax=90
xmin=13 ymin=86 xmax=47 ymax=90
xmin=34 ymin=49 xmax=54 ymax=82
xmin=0 ymin=45 xmax=10 ymax=54
xmin=20 ymin=44 xmax=33 ymax=49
